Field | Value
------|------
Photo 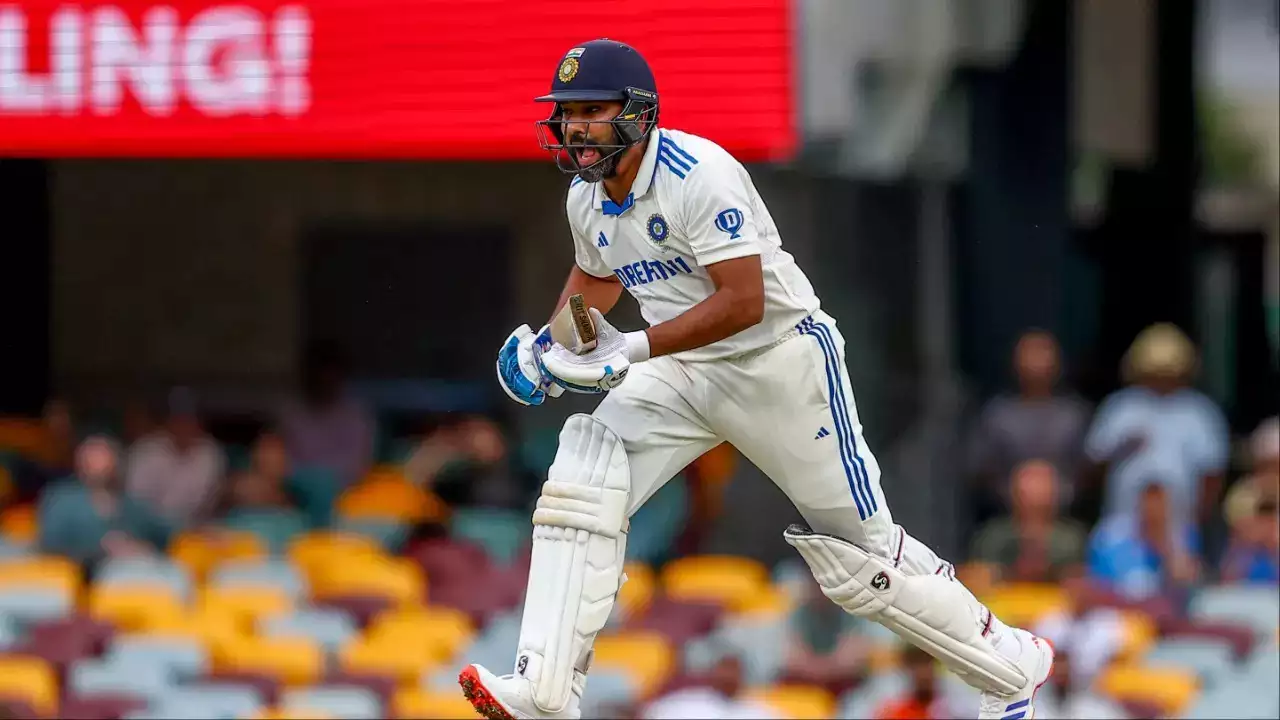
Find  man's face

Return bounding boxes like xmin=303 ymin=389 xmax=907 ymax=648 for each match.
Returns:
xmin=559 ymin=100 xmax=626 ymax=183
xmin=1011 ymin=461 xmax=1057 ymax=518
xmin=1015 ymin=333 xmax=1060 ymax=388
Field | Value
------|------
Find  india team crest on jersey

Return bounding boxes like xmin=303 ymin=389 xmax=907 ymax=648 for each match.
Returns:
xmin=646 ymin=213 xmax=670 ymax=251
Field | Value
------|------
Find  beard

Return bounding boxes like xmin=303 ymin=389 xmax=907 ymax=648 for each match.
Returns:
xmin=568 ymin=131 xmax=622 ymax=183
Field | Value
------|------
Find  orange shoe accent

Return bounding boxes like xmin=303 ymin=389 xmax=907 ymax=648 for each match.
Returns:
xmin=459 ymin=666 xmax=517 ymax=720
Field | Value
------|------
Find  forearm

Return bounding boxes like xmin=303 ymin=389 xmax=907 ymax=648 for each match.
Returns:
xmin=643 ymin=285 xmax=763 ymax=359
xmin=548 ymin=266 xmax=623 ymax=328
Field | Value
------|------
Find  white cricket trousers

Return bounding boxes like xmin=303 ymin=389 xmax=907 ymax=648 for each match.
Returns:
xmin=592 ymin=310 xmax=905 ymax=559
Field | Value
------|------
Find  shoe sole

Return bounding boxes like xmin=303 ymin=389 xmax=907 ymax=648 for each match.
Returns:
xmin=459 ymin=666 xmax=518 ymax=720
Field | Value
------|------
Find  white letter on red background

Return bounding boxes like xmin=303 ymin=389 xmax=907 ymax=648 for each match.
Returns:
xmin=183 ymin=6 xmax=271 ymax=116
xmin=50 ymin=7 xmax=84 ymax=114
xmin=0 ymin=7 xmax=48 ymax=112
xmin=92 ymin=5 xmax=179 ymax=116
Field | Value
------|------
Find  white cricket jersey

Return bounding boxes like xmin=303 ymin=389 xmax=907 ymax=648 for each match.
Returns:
xmin=566 ymin=128 xmax=821 ymax=362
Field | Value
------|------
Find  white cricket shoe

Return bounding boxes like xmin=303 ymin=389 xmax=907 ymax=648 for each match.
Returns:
xmin=977 ymin=633 xmax=1055 ymax=719
xmin=459 ymin=664 xmax=582 ymax=720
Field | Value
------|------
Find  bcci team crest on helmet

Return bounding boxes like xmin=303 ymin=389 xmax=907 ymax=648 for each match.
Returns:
xmin=558 ymin=57 xmax=579 ymax=83
xmin=647 ymin=214 xmax=670 ymax=250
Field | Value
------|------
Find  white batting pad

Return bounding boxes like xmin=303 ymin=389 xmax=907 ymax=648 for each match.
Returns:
xmin=783 ymin=524 xmax=1028 ymax=695
xmin=516 ymin=414 xmax=630 ymax=714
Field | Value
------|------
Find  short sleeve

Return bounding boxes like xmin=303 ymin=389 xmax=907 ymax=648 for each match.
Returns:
xmin=567 ymin=195 xmax=613 ymax=279
xmin=1084 ymin=392 xmax=1128 ymax=462
xmin=680 ymin=155 xmax=763 ymax=267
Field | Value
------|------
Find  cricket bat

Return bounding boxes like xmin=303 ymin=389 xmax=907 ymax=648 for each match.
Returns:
xmin=549 ymin=293 xmax=598 ymax=354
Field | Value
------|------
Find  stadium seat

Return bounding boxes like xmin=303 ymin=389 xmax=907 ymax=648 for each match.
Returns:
xmin=210 ymin=559 xmax=308 ymax=601
xmin=336 ymin=471 xmax=445 ymax=524
xmin=714 ymin=616 xmax=790 ymax=685
xmin=288 ymin=531 xmax=383 ymax=586
xmin=0 ymin=554 xmax=81 ymax=596
xmin=1184 ymin=677 xmax=1280 ymax=719
xmin=659 ymin=555 xmax=769 ymax=607
xmin=281 ymin=685 xmax=383 ymax=719
xmin=0 ymin=538 xmax=28 ymax=560
xmin=142 ymin=683 xmax=266 ymax=719
xmin=616 ymin=561 xmax=655 ymax=622
xmin=577 ymin=668 xmax=638 ymax=717
xmin=0 ymin=585 xmax=74 ymax=625
xmin=365 ymin=606 xmax=474 ymax=663
xmin=142 ymin=604 xmax=246 ymax=657
xmin=730 ymin=584 xmax=793 ymax=618
xmin=1143 ymin=636 xmax=1238 ymax=687
xmin=89 ymin=583 xmax=186 ymax=632
xmin=448 ymin=507 xmax=529 ymax=564
xmin=68 ymin=656 xmax=174 ymax=701
xmin=60 ymin=693 xmax=149 ymax=720
xmin=200 ymin=584 xmax=294 ymax=627
xmin=747 ymin=684 xmax=837 ymax=719
xmin=1117 ymin=609 xmax=1159 ymax=660
xmin=251 ymin=707 xmax=335 ymax=719
xmin=95 ymin=556 xmax=193 ymax=600
xmin=1097 ymin=663 xmax=1200 ymax=717
xmin=339 ymin=635 xmax=441 ymax=685
xmin=170 ymin=531 xmax=266 ymax=581
xmin=260 ymin=608 xmax=359 ymax=654
xmin=309 ymin=555 xmax=426 ymax=606
xmin=106 ymin=633 xmax=209 ymax=681
xmin=286 ymin=467 xmax=344 ymax=529
xmin=0 ymin=612 xmax=17 ymax=651
xmin=1190 ymin=585 xmax=1280 ymax=639
xmin=980 ymin=583 xmax=1067 ymax=627
xmin=393 ymin=689 xmax=478 ymax=719
xmin=215 ymin=636 xmax=325 ymax=686
xmin=0 ymin=655 xmax=58 ymax=717
xmin=334 ymin=518 xmax=410 ymax=553
xmin=592 ymin=632 xmax=675 ymax=696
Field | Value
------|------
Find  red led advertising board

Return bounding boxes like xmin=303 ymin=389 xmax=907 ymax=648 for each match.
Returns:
xmin=0 ymin=0 xmax=795 ymax=159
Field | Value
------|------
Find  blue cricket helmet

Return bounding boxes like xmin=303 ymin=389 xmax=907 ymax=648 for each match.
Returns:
xmin=535 ymin=39 xmax=660 ymax=179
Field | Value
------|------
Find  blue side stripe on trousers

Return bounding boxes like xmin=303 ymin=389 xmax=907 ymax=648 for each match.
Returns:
xmin=797 ymin=317 xmax=876 ymax=519
xmin=811 ymin=321 xmax=877 ymax=515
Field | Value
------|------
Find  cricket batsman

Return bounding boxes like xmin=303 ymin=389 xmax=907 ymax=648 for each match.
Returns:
xmin=460 ymin=39 xmax=1053 ymax=720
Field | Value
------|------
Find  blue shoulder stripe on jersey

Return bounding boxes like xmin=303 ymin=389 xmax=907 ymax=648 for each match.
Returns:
xmin=661 ymin=137 xmax=699 ymax=166
xmin=656 ymin=136 xmax=698 ymax=180
xmin=657 ymin=155 xmax=687 ymax=179
xmin=570 ymin=176 xmax=584 ymax=187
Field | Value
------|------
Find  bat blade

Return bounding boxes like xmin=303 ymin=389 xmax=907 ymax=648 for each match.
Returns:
xmin=549 ymin=293 xmax=598 ymax=353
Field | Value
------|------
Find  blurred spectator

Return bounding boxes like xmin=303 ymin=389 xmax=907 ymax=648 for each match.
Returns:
xmin=1033 ymin=570 xmax=1127 ymax=689
xmin=38 ymin=435 xmax=171 ymax=569
xmin=1087 ymin=482 xmax=1200 ymax=603
xmin=966 ymin=330 xmax=1091 ymax=518
xmin=676 ymin=443 xmax=739 ymax=556
xmin=874 ymin=646 xmax=962 ymax=720
xmin=279 ymin=340 xmax=375 ymax=486
xmin=780 ymin=578 xmax=869 ymax=695
xmin=226 ymin=432 xmax=295 ymax=512
xmin=1084 ymin=323 xmax=1229 ymax=528
xmin=1223 ymin=416 xmax=1280 ymax=533
xmin=406 ymin=415 xmax=518 ymax=507
xmin=642 ymin=653 xmax=778 ymax=719
xmin=124 ymin=388 xmax=226 ymax=528
xmin=1221 ymin=495 xmax=1279 ymax=584
xmin=969 ymin=459 xmax=1088 ymax=583
xmin=1033 ymin=646 xmax=1130 ymax=719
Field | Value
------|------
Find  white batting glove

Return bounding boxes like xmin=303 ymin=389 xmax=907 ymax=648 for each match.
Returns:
xmin=540 ymin=309 xmax=650 ymax=393
xmin=496 ymin=324 xmax=565 ymax=406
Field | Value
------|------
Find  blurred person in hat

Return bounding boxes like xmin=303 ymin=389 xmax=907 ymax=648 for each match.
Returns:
xmin=1083 ymin=323 xmax=1229 ymax=529
xmin=1221 ymin=416 xmax=1280 ymax=584
xmin=124 ymin=387 xmax=226 ymax=529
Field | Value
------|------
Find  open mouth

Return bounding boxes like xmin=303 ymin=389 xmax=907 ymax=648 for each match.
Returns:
xmin=576 ymin=147 xmax=600 ymax=165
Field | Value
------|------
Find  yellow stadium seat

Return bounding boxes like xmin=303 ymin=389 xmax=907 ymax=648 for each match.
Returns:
xmin=0 ymin=554 xmax=81 ymax=596
xmin=309 ymin=556 xmax=425 ymax=606
xmin=1116 ymin=610 xmax=1158 ymax=661
xmin=981 ymin=583 xmax=1067 ymax=627
xmin=217 ymin=636 xmax=323 ymax=686
xmin=201 ymin=585 xmax=293 ymax=626
xmin=143 ymin=605 xmax=246 ymax=656
xmin=0 ymin=655 xmax=58 ymax=717
xmin=747 ymin=684 xmax=837 ymax=719
xmin=659 ymin=555 xmax=769 ymax=607
xmin=1097 ymin=664 xmax=1200 ymax=716
xmin=288 ymin=531 xmax=383 ymax=586
xmin=730 ymin=584 xmax=794 ymax=617
xmin=593 ymin=632 xmax=674 ymax=697
xmin=337 ymin=472 xmax=447 ymax=524
xmin=340 ymin=635 xmax=440 ymax=685
xmin=366 ymin=606 xmax=474 ymax=662
xmin=393 ymin=689 xmax=478 ymax=719
xmin=171 ymin=531 xmax=266 ymax=580
xmin=89 ymin=583 xmax=186 ymax=631
xmin=617 ymin=562 xmax=655 ymax=621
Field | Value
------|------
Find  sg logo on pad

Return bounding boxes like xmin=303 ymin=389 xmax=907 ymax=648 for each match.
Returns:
xmin=870 ymin=571 xmax=891 ymax=592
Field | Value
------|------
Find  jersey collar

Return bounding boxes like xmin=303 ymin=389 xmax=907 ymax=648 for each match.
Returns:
xmin=593 ymin=129 xmax=663 ymax=217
